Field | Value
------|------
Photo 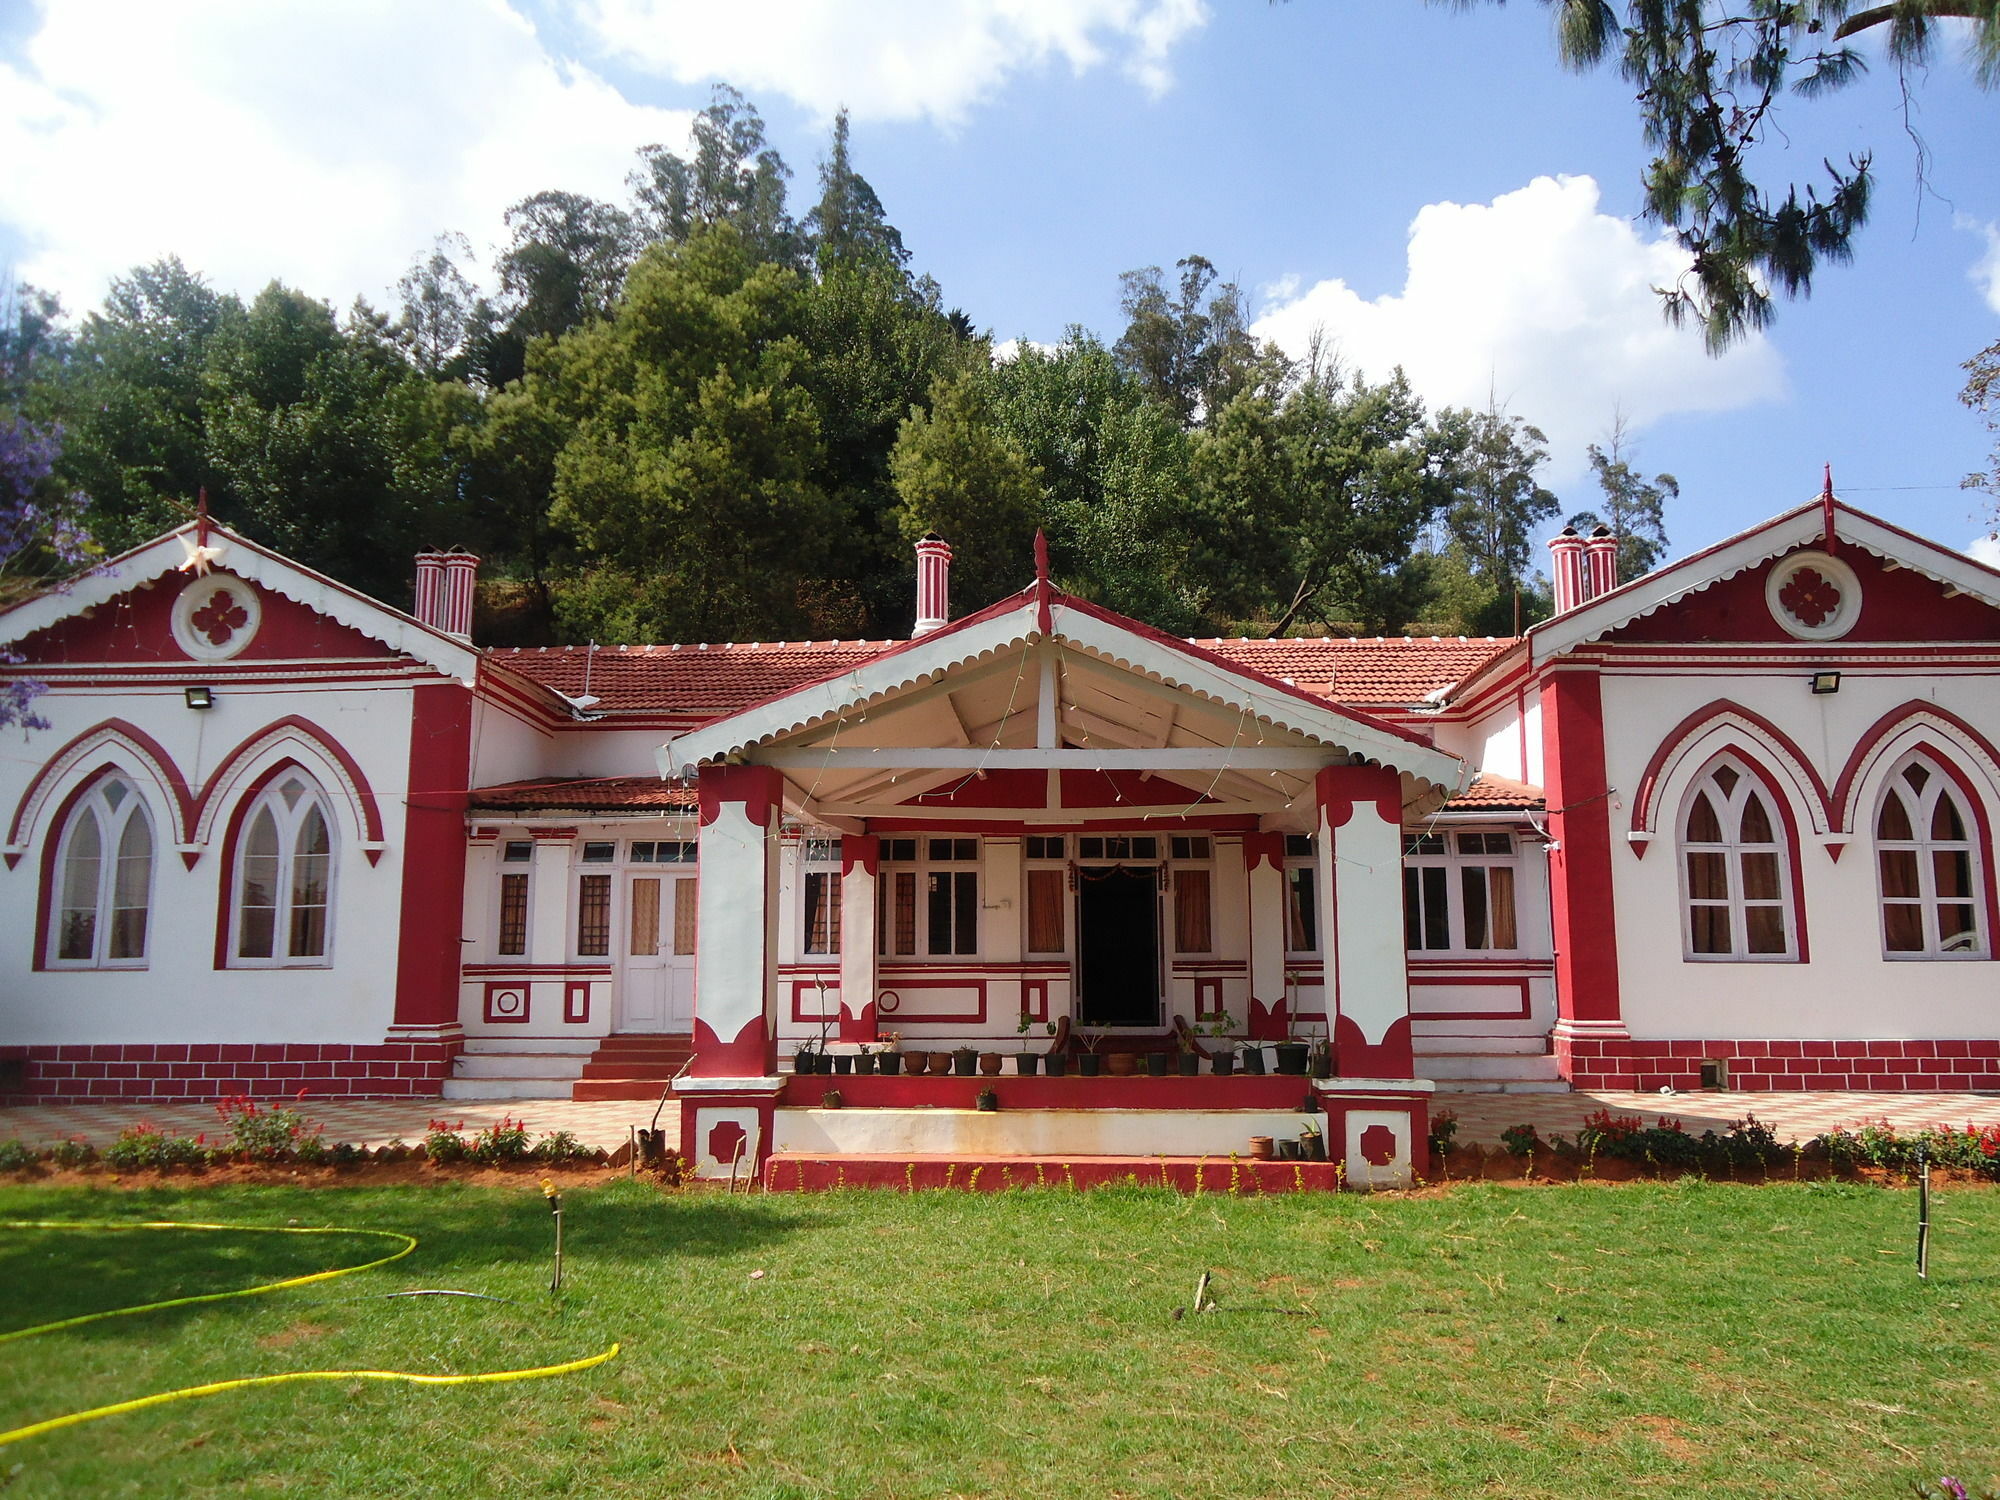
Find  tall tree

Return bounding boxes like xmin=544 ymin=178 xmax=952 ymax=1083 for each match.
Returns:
xmin=1569 ymin=416 xmax=1676 ymax=579
xmin=629 ymin=85 xmax=798 ymax=266
xmin=485 ymin=191 xmax=639 ymax=386
xmin=1433 ymin=402 xmax=1561 ymax=632
xmin=395 ymin=233 xmax=480 ymax=380
xmin=1113 ymin=255 xmax=1268 ymax=428
xmin=889 ymin=371 xmax=1042 ymax=610
xmin=1445 ymin=0 xmax=1999 ymax=348
xmin=803 ymin=109 xmax=908 ymax=272
xmin=1965 ymin=337 xmax=2000 ymax=513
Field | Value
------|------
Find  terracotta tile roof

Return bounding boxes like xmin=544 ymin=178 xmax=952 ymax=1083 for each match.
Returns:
xmin=469 ymin=777 xmax=696 ymax=812
xmin=1443 ymin=773 xmax=1545 ymax=811
xmin=1193 ymin=637 xmax=1519 ymax=705
xmin=488 ymin=642 xmax=890 ymax=719
xmin=489 ymin=634 xmax=1518 ymax=719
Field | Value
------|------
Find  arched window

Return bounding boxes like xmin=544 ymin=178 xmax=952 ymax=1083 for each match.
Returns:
xmin=1680 ymin=757 xmax=1795 ymax=960
xmin=232 ymin=771 xmax=335 ymax=964
xmin=50 ymin=775 xmax=154 ymax=967
xmin=1876 ymin=756 xmax=1986 ymax=959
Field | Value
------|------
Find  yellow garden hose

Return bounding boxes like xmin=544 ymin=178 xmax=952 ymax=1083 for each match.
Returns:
xmin=0 ymin=1219 xmax=619 ymax=1447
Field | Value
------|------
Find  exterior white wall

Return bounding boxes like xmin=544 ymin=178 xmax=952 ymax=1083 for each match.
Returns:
xmin=0 ymin=682 xmax=415 ymax=1045
xmin=1600 ymin=666 xmax=2000 ymax=1040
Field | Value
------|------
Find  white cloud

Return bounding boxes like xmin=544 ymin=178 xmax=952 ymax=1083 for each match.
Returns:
xmin=992 ymin=337 xmax=1059 ymax=363
xmin=575 ymin=0 xmax=1209 ymax=125
xmin=1964 ymin=217 xmax=2000 ymax=317
xmin=0 ymin=0 xmax=691 ymax=314
xmin=1250 ymin=175 xmax=1786 ymax=479
xmin=1970 ymin=534 xmax=2000 ymax=568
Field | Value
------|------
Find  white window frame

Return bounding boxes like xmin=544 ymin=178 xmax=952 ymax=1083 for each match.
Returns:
xmin=1876 ymin=755 xmax=1989 ymax=961
xmin=1168 ymin=835 xmax=1215 ymax=957
xmin=1021 ymin=834 xmax=1070 ymax=957
xmin=48 ymin=775 xmax=155 ymax=970
xmin=230 ymin=773 xmax=337 ymax=969
xmin=1401 ymin=828 xmax=1525 ymax=957
xmin=1282 ymin=834 xmax=1319 ymax=959
xmin=879 ymin=836 xmax=982 ymax=960
xmin=1677 ymin=756 xmax=1796 ymax=963
xmin=496 ymin=840 xmax=533 ymax=958
xmin=799 ymin=836 xmax=843 ymax=957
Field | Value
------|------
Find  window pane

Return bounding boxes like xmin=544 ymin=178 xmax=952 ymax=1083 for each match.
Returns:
xmin=1878 ymin=791 xmax=1914 ymax=842
xmin=289 ymin=807 xmax=331 ymax=959
xmin=1745 ymin=904 xmax=1787 ymax=954
xmin=630 ymin=876 xmax=661 ymax=956
xmin=1420 ymin=866 xmax=1449 ymax=950
xmin=803 ymin=870 xmax=839 ymax=955
xmin=887 ymin=871 xmax=916 ymax=956
xmin=503 ymin=840 xmax=533 ymax=862
xmin=1711 ymin=765 xmax=1739 ymax=795
xmin=1174 ymin=868 xmax=1212 ymax=952
xmin=1904 ymin=763 xmax=1931 ymax=792
xmin=1489 ymin=866 xmax=1518 ymax=949
xmin=1741 ymin=851 xmax=1781 ymax=902
xmin=1690 ymin=904 xmax=1732 ymax=954
xmin=1402 ymin=868 xmax=1421 ymax=951
xmin=1686 ymin=851 xmax=1729 ymax=901
xmin=1878 ymin=849 xmax=1920 ymax=900
xmin=673 ymin=877 xmax=699 ymax=956
xmin=1027 ymin=869 xmax=1065 ymax=953
xmin=1284 ymin=835 xmax=1315 ymax=857
xmin=1884 ymin=902 xmax=1926 ymax=952
xmin=576 ymin=875 xmax=611 ymax=956
xmin=927 ymin=872 xmax=952 ymax=955
xmin=581 ymin=842 xmax=615 ymax=863
xmin=1939 ymin=904 xmax=1980 ymax=950
xmin=1404 ymin=833 xmax=1445 ymax=856
xmin=1932 ymin=792 xmax=1968 ymax=843
xmin=1287 ymin=867 xmax=1317 ymax=952
xmin=1686 ymin=792 xmax=1722 ymax=843
xmin=1740 ymin=792 xmax=1773 ymax=844
xmin=1461 ymin=867 xmax=1488 ymax=949
xmin=58 ymin=809 xmax=102 ymax=960
xmin=109 ymin=810 xmax=152 ymax=960
xmin=953 ymin=871 xmax=977 ymax=955
xmin=630 ymin=842 xmax=656 ymax=863
xmin=238 ymin=807 xmax=279 ymax=958
xmin=498 ymin=872 xmax=529 ymax=955
xmin=1027 ymin=836 xmax=1064 ymax=860
xmin=289 ymin=894 xmax=328 ymax=958
xmin=238 ymin=908 xmax=276 ymax=960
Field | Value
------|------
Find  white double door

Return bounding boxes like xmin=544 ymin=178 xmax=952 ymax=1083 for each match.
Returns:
xmin=619 ymin=872 xmax=698 ymax=1032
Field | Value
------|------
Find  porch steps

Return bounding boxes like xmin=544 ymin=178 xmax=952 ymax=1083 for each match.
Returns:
xmin=1417 ymin=1050 xmax=1569 ymax=1094
xmin=571 ymin=1033 xmax=694 ymax=1102
xmin=764 ymin=1152 xmax=1344 ymax=1193
xmin=442 ymin=1037 xmax=596 ymax=1101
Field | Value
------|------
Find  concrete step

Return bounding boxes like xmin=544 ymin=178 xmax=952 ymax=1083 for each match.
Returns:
xmin=1420 ymin=1053 xmax=1566 ymax=1083
xmin=1414 ymin=1035 xmax=1550 ymax=1056
xmin=459 ymin=1037 xmax=600 ymax=1056
xmin=573 ymin=1079 xmax=681 ymax=1102
xmin=440 ymin=1078 xmax=578 ymax=1101
xmin=453 ymin=1053 xmax=589 ymax=1081
xmin=1426 ymin=1080 xmax=1574 ymax=1095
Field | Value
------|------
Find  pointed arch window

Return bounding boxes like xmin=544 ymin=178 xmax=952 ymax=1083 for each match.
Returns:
xmin=232 ymin=772 xmax=335 ymax=965
xmin=1680 ymin=757 xmax=1796 ymax=961
xmin=1876 ymin=756 xmax=1986 ymax=959
xmin=50 ymin=776 xmax=154 ymax=967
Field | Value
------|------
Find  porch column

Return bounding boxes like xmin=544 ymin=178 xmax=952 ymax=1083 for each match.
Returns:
xmin=680 ymin=764 xmax=784 ymax=1180
xmin=1242 ymin=832 xmax=1288 ymax=1039
xmin=1315 ymin=764 xmax=1414 ymax=1079
xmin=837 ymin=835 xmax=880 ymax=1042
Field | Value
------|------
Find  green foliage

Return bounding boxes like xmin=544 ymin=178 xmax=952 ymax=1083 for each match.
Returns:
xmin=423 ymin=1119 xmax=471 ymax=1163
xmin=100 ymin=1123 xmax=211 ymax=1171
xmin=630 ymin=85 xmax=799 ymax=267
xmin=472 ymin=1116 xmax=533 ymax=1165
xmin=213 ymin=1094 xmax=326 ymax=1163
xmin=1569 ymin=419 xmax=1676 ymax=581
xmin=1113 ymin=255 xmax=1265 ymax=428
xmin=0 ymin=1138 xmax=37 ymax=1170
xmin=1965 ymin=338 xmax=2000 ymax=517
xmin=1499 ymin=1122 xmax=1542 ymax=1156
xmin=530 ymin=1130 xmax=591 ymax=1164
xmin=890 ymin=371 xmax=1042 ymax=609
xmin=1432 ymin=403 xmax=1560 ymax=633
xmin=1426 ymin=1110 xmax=1460 ymax=1158
xmin=1822 ymin=1119 xmax=2000 ymax=1176
xmin=46 ymin=1136 xmax=94 ymax=1168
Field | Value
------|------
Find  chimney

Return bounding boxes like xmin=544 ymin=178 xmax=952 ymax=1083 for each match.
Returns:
xmin=913 ymin=534 xmax=951 ymax=637
xmin=1548 ymin=526 xmax=1587 ymax=614
xmin=1584 ymin=525 xmax=1619 ymax=600
xmin=414 ymin=548 xmax=479 ymax=639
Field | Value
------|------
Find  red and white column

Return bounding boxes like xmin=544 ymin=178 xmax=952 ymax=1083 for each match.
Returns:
xmin=387 ymin=682 xmax=471 ymax=1084
xmin=837 ymin=834 xmax=880 ymax=1042
xmin=679 ymin=764 xmax=784 ymax=1178
xmin=1541 ymin=667 xmax=1627 ymax=1080
xmin=1549 ymin=528 xmax=1588 ymax=614
xmin=1242 ymin=832 xmax=1288 ymax=1038
xmin=913 ymin=536 xmax=952 ymax=636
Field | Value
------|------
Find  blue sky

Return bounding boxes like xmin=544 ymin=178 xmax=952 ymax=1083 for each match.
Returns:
xmin=3 ymin=0 xmax=1996 ymax=566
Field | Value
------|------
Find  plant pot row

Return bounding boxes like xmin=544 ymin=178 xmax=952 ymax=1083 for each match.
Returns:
xmin=792 ymin=1041 xmax=1332 ymax=1078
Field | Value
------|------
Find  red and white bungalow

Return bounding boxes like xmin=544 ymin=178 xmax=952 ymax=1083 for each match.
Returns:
xmin=4 ymin=486 xmax=2000 ymax=1187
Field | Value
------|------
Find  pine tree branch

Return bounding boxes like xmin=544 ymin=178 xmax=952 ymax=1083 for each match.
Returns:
xmin=1834 ymin=1 xmax=1991 ymax=40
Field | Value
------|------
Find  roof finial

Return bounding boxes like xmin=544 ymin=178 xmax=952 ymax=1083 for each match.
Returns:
xmin=1821 ymin=464 xmax=1836 ymax=552
xmin=1032 ymin=528 xmax=1053 ymax=635
xmin=1034 ymin=528 xmax=1050 ymax=587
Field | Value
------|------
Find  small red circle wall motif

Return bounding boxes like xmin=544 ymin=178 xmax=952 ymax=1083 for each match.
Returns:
xmin=1777 ymin=567 xmax=1841 ymax=629
xmin=190 ymin=589 xmax=250 ymax=646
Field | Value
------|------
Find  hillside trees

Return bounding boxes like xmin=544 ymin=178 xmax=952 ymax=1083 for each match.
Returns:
xmin=1568 ymin=418 xmax=1676 ymax=580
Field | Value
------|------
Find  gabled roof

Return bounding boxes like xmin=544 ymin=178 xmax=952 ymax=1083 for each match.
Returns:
xmin=488 ymin=641 xmax=889 ymax=720
xmin=658 ymin=578 xmax=1467 ymax=796
xmin=1521 ymin=497 xmax=2000 ymax=667
xmin=470 ymin=777 xmax=697 ymax=813
xmin=0 ymin=522 xmax=481 ymax=683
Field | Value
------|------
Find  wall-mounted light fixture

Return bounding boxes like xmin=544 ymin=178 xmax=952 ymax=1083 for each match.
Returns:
xmin=1810 ymin=671 xmax=1842 ymax=696
xmin=184 ymin=685 xmax=214 ymax=710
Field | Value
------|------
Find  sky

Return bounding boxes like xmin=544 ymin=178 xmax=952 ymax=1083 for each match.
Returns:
xmin=2 ymin=0 xmax=1997 ymax=569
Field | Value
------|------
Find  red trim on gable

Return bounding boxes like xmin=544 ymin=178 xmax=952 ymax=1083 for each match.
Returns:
xmin=194 ymin=715 xmax=386 ymax=844
xmin=1832 ymin=700 xmax=2000 ymax=833
xmin=1631 ymin=699 xmax=1834 ymax=837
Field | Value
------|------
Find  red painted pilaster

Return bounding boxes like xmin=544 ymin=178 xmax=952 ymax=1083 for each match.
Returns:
xmin=1541 ymin=667 xmax=1625 ymax=1049
xmin=392 ymin=684 xmax=473 ymax=1047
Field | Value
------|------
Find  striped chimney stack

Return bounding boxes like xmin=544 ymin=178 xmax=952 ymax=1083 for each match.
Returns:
xmin=413 ymin=549 xmax=480 ymax=639
xmin=913 ymin=534 xmax=952 ymax=637
xmin=1548 ymin=525 xmax=1619 ymax=615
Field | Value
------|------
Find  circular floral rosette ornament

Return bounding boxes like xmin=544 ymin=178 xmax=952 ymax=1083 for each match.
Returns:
xmin=1765 ymin=550 xmax=1860 ymax=641
xmin=171 ymin=573 xmax=261 ymax=661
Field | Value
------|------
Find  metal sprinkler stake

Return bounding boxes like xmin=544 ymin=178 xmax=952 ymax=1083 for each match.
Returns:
xmin=1917 ymin=1144 xmax=1931 ymax=1281
xmin=542 ymin=1179 xmax=564 ymax=1293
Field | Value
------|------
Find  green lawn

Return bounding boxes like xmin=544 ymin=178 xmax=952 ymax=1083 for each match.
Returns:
xmin=0 ymin=1178 xmax=1993 ymax=1497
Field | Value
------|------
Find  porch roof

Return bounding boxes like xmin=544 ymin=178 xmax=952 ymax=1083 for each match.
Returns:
xmin=469 ymin=776 xmax=696 ymax=814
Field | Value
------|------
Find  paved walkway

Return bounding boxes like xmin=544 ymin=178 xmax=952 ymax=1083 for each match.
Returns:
xmin=3 ymin=1088 xmax=1998 ymax=1156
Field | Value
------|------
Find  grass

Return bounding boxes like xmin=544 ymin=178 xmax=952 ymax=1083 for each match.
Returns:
xmin=0 ymin=1178 xmax=1995 ymax=1497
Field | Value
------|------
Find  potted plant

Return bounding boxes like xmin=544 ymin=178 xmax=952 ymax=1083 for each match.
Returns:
xmin=1143 ymin=1049 xmax=1170 ymax=1077
xmin=928 ymin=1049 xmax=955 ymax=1075
xmin=855 ymin=1046 xmax=878 ymax=1075
xmin=877 ymin=1033 xmax=904 ymax=1075
xmin=1204 ymin=1010 xmax=1237 ymax=1076
xmin=1239 ymin=1040 xmax=1266 ymax=1075
xmin=792 ymin=1041 xmax=820 ymax=1075
xmin=1075 ymin=1031 xmax=1103 ymax=1077
xmin=1307 ymin=1035 xmax=1332 ymax=1080
xmin=1044 ymin=1046 xmax=1070 ymax=1078
xmin=1015 ymin=1012 xmax=1051 ymax=1075
xmin=1272 ymin=972 xmax=1309 ymax=1075
xmin=975 ymin=1088 xmax=999 ymax=1112
xmin=952 ymin=1045 xmax=979 ymax=1077
xmin=831 ymin=1049 xmax=854 ymax=1076
xmin=1174 ymin=1028 xmax=1201 ymax=1076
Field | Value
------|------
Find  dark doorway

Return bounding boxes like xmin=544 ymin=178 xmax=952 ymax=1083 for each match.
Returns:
xmin=1076 ymin=865 xmax=1161 ymax=1027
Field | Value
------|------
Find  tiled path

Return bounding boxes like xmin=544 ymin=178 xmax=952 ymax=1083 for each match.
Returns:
xmin=3 ymin=1088 xmax=1999 ymax=1156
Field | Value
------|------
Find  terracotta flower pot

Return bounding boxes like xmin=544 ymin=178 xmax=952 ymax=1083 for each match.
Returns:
xmin=1106 ymin=1053 xmax=1138 ymax=1077
xmin=929 ymin=1052 xmax=955 ymax=1075
xmin=978 ymin=1052 xmax=1003 ymax=1075
xmin=1249 ymin=1135 xmax=1275 ymax=1160
xmin=902 ymin=1053 xmax=927 ymax=1077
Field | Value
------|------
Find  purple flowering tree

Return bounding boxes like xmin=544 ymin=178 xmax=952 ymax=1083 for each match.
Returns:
xmin=0 ymin=413 xmax=93 ymax=732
